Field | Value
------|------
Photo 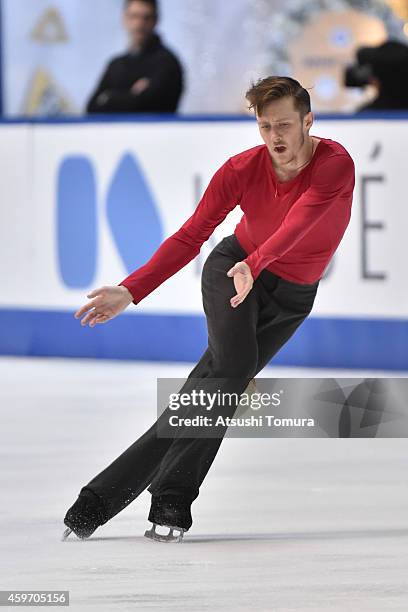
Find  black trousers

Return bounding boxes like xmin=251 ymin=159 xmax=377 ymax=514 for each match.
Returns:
xmin=80 ymin=234 xmax=319 ymax=522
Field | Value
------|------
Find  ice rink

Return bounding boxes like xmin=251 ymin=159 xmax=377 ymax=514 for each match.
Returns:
xmin=1 ymin=356 xmax=407 ymax=611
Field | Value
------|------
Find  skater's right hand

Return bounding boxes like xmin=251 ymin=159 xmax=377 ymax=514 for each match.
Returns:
xmin=74 ymin=285 xmax=134 ymax=327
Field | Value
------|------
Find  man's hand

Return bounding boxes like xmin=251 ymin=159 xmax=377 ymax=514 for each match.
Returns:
xmin=226 ymin=261 xmax=254 ymax=308
xmin=74 ymin=285 xmax=134 ymax=327
xmin=131 ymin=77 xmax=150 ymax=95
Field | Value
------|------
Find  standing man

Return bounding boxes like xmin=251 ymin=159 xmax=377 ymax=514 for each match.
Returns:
xmin=86 ymin=0 xmax=183 ymax=114
xmin=64 ymin=76 xmax=355 ymax=542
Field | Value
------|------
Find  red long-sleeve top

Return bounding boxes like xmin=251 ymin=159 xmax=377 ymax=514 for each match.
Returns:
xmin=119 ymin=137 xmax=355 ymax=304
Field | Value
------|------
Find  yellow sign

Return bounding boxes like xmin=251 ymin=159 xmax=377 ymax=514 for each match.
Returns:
xmin=31 ymin=7 xmax=68 ymax=43
xmin=24 ymin=68 xmax=73 ymax=116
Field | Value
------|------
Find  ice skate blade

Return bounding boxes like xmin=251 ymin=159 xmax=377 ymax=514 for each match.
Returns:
xmin=61 ymin=525 xmax=93 ymax=541
xmin=144 ymin=523 xmax=185 ymax=543
xmin=61 ymin=527 xmax=73 ymax=541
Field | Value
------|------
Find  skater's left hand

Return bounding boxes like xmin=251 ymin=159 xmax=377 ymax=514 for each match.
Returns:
xmin=227 ymin=261 xmax=254 ymax=308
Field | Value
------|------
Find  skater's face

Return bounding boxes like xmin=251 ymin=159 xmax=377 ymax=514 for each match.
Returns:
xmin=256 ymin=96 xmax=313 ymax=168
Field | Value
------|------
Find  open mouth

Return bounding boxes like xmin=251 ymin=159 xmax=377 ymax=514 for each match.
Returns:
xmin=274 ymin=145 xmax=286 ymax=154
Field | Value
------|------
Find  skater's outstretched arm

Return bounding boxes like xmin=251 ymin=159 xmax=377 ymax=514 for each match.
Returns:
xmin=117 ymin=157 xmax=242 ymax=304
xmin=75 ymin=157 xmax=242 ymax=326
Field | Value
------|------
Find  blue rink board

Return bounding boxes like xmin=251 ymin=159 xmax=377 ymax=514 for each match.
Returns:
xmin=0 ymin=309 xmax=406 ymax=371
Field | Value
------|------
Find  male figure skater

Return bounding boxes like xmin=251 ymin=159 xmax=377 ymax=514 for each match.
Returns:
xmin=63 ymin=76 xmax=355 ymax=543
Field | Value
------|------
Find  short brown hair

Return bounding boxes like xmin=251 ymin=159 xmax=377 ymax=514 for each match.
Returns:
xmin=245 ymin=76 xmax=311 ymax=119
xmin=124 ymin=0 xmax=159 ymax=18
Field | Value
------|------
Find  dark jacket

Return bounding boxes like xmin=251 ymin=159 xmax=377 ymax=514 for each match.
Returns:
xmin=86 ymin=33 xmax=183 ymax=113
xmin=356 ymin=93 xmax=408 ymax=112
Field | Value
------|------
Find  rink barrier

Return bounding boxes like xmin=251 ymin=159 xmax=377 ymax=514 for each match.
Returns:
xmin=1 ymin=113 xmax=406 ymax=369
xmin=0 ymin=309 xmax=406 ymax=370
xmin=3 ymin=110 xmax=408 ymax=123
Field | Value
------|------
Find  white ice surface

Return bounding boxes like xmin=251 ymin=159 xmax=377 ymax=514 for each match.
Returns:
xmin=1 ymin=356 xmax=407 ymax=611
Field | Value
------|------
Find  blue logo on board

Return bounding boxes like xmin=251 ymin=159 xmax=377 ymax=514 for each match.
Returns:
xmin=57 ymin=153 xmax=163 ymax=288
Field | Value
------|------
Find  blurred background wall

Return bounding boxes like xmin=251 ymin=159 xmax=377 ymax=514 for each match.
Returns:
xmin=2 ymin=0 xmax=408 ymax=116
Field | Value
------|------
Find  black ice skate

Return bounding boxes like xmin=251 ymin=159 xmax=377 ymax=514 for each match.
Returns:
xmin=62 ymin=489 xmax=107 ymax=541
xmin=144 ymin=494 xmax=192 ymax=543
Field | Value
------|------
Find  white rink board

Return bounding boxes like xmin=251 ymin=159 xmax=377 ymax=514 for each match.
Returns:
xmin=0 ymin=119 xmax=406 ymax=318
